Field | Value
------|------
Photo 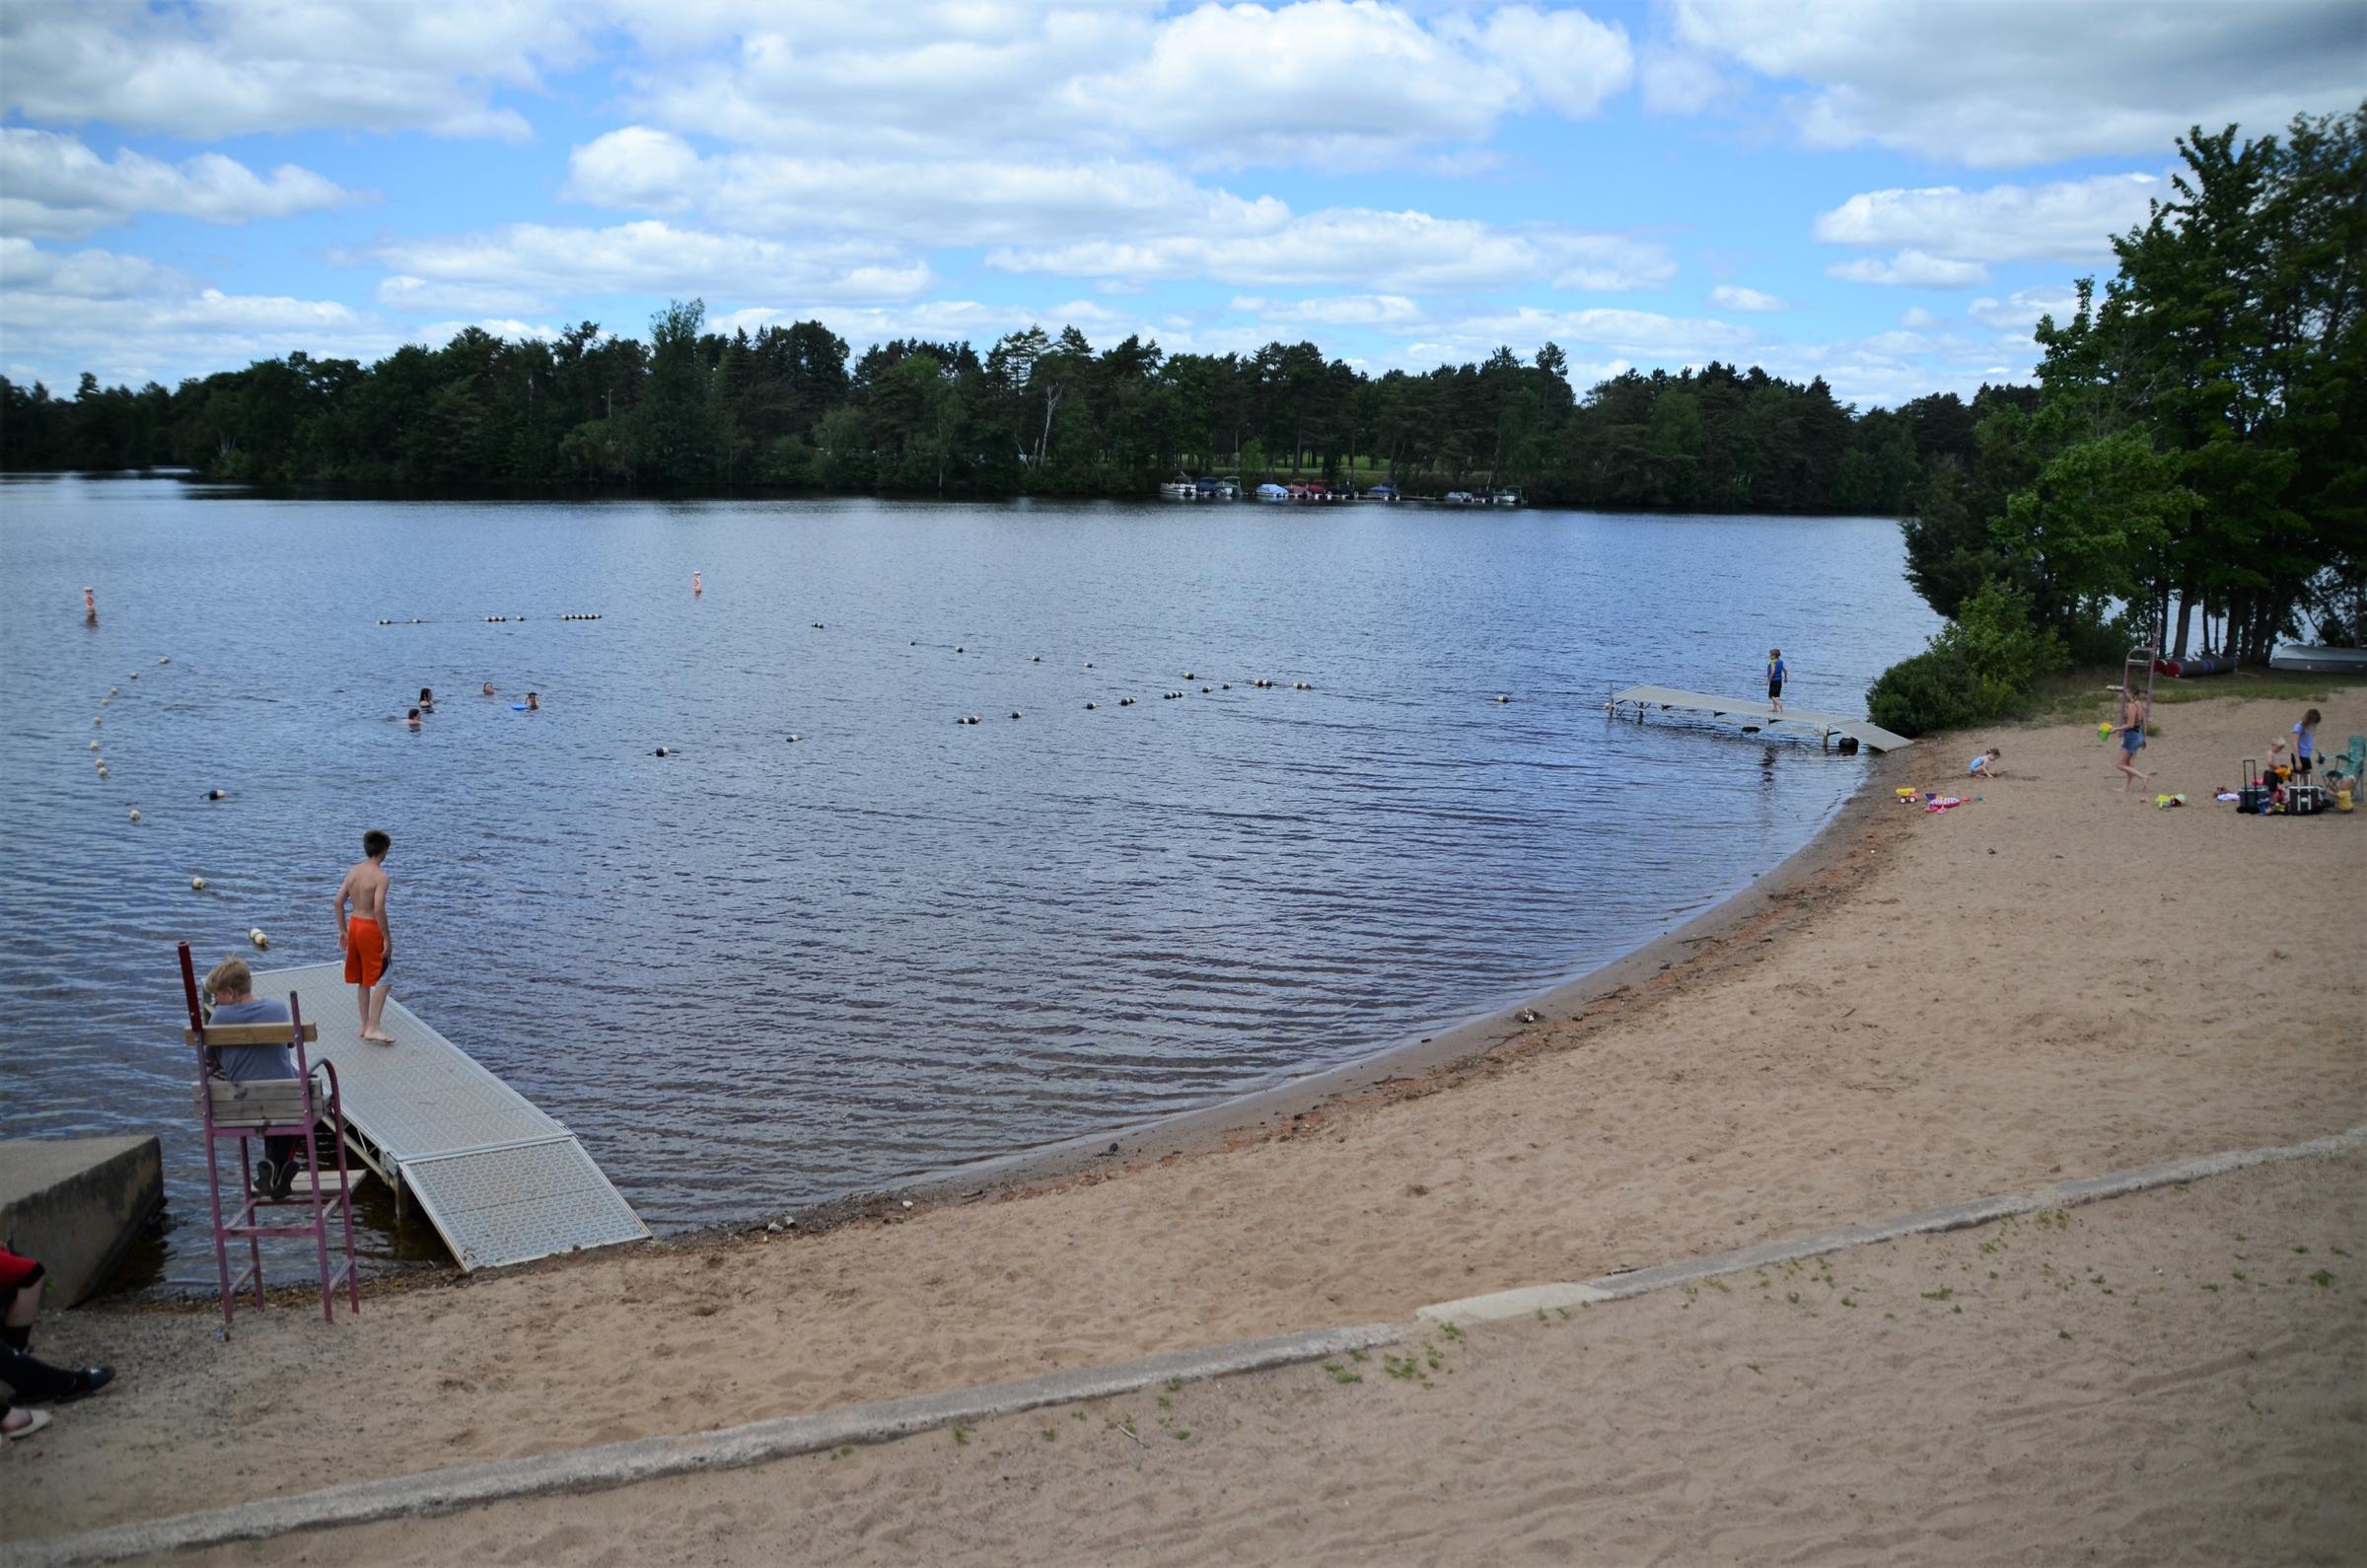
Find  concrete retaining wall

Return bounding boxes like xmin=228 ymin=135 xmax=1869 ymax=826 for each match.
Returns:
xmin=0 ymin=1136 xmax=164 ymax=1306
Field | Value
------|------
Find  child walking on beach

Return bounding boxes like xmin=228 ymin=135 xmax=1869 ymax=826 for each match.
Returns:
xmin=334 ymin=829 xmax=394 ymax=1043
xmin=2114 ymin=692 xmax=2153 ymax=795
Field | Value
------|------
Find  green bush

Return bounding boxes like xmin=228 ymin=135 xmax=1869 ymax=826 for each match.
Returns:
xmin=1869 ymin=580 xmax=2067 ymax=737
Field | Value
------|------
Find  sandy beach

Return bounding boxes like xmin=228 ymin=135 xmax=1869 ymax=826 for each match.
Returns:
xmin=8 ymin=690 xmax=2363 ymax=1553
xmin=161 ymin=1148 xmax=2367 ymax=1567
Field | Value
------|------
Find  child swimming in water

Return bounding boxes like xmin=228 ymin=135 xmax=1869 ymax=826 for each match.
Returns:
xmin=404 ymin=708 xmax=421 ymax=729
xmin=481 ymin=681 xmax=496 ymax=697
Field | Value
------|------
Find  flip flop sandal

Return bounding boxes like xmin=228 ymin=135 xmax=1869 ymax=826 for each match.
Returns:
xmin=3 ymin=1408 xmax=52 ymax=1443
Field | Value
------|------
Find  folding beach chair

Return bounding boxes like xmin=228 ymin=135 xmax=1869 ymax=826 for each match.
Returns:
xmin=179 ymin=941 xmax=361 ymax=1329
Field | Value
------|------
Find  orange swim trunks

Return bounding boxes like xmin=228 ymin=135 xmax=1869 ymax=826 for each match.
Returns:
xmin=343 ymin=916 xmax=385 ymax=986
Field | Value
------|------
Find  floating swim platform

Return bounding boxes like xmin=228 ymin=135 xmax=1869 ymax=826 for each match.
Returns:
xmin=1608 ymin=684 xmax=1913 ymax=753
xmin=249 ymin=963 xmax=649 ymax=1271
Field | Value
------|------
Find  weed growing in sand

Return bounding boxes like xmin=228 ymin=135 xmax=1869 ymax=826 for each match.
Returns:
xmin=2331 ymin=1247 xmax=2351 ymax=1258
xmin=2200 ymin=1282 xmax=2221 ymax=1293
xmin=1042 ymin=1426 xmax=1057 ymax=1442
xmin=2310 ymin=1269 xmax=2334 ymax=1288
xmin=1382 ymin=1352 xmax=1432 ymax=1387
xmin=2233 ymin=1269 xmax=2248 ymax=1282
xmin=1169 ymin=1375 xmax=1186 ymax=1388
xmin=2034 ymin=1208 xmax=2069 ymax=1233
xmin=953 ymin=1426 xmax=972 ymax=1447
xmin=2058 ymin=1329 xmax=2071 ymax=1341
xmin=1123 ymin=1416 xmax=1137 ymax=1435
xmin=1841 ymin=1296 xmax=1858 ymax=1308
xmin=1324 ymin=1361 xmax=1363 ymax=1386
xmin=1174 ymin=1430 xmax=1191 ymax=1441
xmin=1555 ymin=1306 xmax=1571 ymax=1319
xmin=1922 ymin=1287 xmax=1954 ymax=1302
xmin=831 ymin=1445 xmax=855 ymax=1461
xmin=1747 ymin=1362 xmax=1762 ymax=1374
xmin=1073 ymin=1409 xmax=1087 ymax=1421
xmin=1158 ymin=1394 xmax=1174 ymax=1409
xmin=1440 ymin=1321 xmax=1466 ymax=1342
xmin=1785 ymin=1291 xmax=1801 ymax=1305
xmin=1537 ymin=1308 xmax=1550 ymax=1323
xmin=1707 ymin=1279 xmax=1731 ymax=1294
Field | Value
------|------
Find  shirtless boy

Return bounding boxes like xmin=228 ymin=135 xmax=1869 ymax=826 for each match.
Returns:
xmin=335 ymin=829 xmax=394 ymax=1043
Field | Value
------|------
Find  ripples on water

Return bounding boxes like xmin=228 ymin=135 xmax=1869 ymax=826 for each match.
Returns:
xmin=0 ymin=478 xmax=1937 ymax=1280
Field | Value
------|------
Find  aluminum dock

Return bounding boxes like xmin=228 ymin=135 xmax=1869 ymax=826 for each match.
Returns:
xmin=1608 ymin=684 xmax=1914 ymax=752
xmin=251 ymin=962 xmax=649 ymax=1271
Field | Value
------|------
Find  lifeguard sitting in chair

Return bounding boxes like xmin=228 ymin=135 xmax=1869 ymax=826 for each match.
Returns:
xmin=180 ymin=941 xmax=360 ymax=1328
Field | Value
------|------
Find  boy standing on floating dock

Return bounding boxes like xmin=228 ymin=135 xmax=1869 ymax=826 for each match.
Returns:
xmin=1766 ymin=648 xmax=1787 ymax=713
xmin=334 ymin=829 xmax=394 ymax=1044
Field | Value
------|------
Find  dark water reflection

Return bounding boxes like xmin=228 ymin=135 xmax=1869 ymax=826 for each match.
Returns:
xmin=0 ymin=478 xmax=1936 ymax=1279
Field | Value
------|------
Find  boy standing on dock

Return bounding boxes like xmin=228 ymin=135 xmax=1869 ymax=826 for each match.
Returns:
xmin=335 ymin=829 xmax=394 ymax=1044
xmin=1766 ymin=648 xmax=1787 ymax=713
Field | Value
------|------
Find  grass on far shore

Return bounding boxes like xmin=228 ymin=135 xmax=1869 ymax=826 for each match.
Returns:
xmin=2030 ymin=664 xmax=2367 ymax=729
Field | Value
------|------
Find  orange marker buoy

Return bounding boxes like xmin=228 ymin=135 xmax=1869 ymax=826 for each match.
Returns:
xmin=691 ymin=571 xmax=703 ymax=596
xmin=83 ymin=587 xmax=97 ymax=622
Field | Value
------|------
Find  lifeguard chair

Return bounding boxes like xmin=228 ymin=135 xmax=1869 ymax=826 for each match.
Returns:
xmin=179 ymin=941 xmax=361 ymax=1329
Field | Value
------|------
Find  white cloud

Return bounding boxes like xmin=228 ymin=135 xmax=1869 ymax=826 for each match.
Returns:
xmin=367 ymin=220 xmax=933 ymax=315
xmin=1967 ymin=286 xmax=2082 ymax=334
xmin=1433 ymin=305 xmax=1756 ymax=359
xmin=0 ymin=0 xmax=586 ymax=140
xmin=1638 ymin=45 xmax=1725 ymax=115
xmin=1232 ymin=294 xmax=1427 ymax=326
xmin=1901 ymin=307 xmax=1936 ymax=329
xmin=1813 ymin=174 xmax=2160 ymax=264
xmin=992 ymin=209 xmax=1672 ymax=293
xmin=0 ymin=129 xmax=360 ymax=240
xmin=1672 ymin=0 xmax=2363 ymax=167
xmin=635 ymin=2 xmax=1632 ymax=167
xmin=566 ymin=129 xmax=1292 ymax=247
xmin=1826 ymin=249 xmax=1989 ymax=288
xmin=561 ymin=126 xmax=707 ymax=214
xmin=1709 ymin=284 xmax=1787 ymax=312
xmin=0 ymin=238 xmax=390 ymax=388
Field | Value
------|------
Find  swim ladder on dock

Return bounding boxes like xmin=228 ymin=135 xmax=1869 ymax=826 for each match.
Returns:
xmin=250 ymin=962 xmax=650 ymax=1271
xmin=1607 ymin=684 xmax=1914 ymax=753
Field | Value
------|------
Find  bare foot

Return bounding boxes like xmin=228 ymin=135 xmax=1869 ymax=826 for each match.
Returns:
xmin=360 ymin=1031 xmax=395 ymax=1044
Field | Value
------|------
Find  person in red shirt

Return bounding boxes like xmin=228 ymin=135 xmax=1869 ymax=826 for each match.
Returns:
xmin=1 ymin=1246 xmax=115 ymax=1443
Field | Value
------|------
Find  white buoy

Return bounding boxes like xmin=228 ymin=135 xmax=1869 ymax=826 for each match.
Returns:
xmin=128 ymin=809 xmax=140 ymax=821
xmin=93 ymin=716 xmax=102 ymax=726
xmin=249 ymin=927 xmax=268 ymax=950
xmin=108 ymin=687 xmax=117 ymax=695
xmin=89 ymin=740 xmax=100 ymax=750
xmin=158 ymin=656 xmax=169 ymax=665
xmin=97 ymin=767 xmax=108 ymax=779
xmin=191 ymin=877 xmax=206 ymax=891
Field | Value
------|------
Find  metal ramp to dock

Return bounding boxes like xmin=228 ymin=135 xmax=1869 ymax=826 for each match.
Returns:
xmin=251 ymin=963 xmax=649 ymax=1271
xmin=1609 ymin=684 xmax=1914 ymax=753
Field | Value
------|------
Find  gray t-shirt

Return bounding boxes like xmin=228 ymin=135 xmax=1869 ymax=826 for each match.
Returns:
xmin=208 ymin=996 xmax=295 ymax=1081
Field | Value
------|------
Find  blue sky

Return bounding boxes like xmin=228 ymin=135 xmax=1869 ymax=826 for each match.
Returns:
xmin=2 ymin=0 xmax=2359 ymax=407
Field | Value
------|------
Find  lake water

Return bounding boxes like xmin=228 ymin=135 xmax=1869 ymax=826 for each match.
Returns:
xmin=0 ymin=476 xmax=1937 ymax=1282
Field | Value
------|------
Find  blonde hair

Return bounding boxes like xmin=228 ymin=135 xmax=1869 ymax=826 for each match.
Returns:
xmin=204 ymin=954 xmax=252 ymax=999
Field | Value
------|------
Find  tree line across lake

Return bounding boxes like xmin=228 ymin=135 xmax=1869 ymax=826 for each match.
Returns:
xmin=4 ymin=304 xmax=2025 ymax=519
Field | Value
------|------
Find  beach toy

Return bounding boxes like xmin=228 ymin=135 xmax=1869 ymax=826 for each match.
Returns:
xmin=2098 ymin=721 xmax=2112 ymax=741
xmin=511 ymin=703 xmax=530 ymax=711
xmin=1896 ymin=787 xmax=1916 ymax=798
xmin=2155 ymin=793 xmax=2188 ymax=809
